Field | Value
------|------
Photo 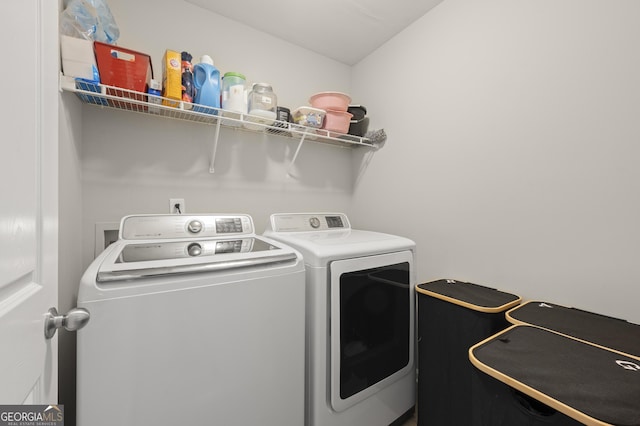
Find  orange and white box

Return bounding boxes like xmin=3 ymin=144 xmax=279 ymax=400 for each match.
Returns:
xmin=162 ymin=49 xmax=182 ymax=108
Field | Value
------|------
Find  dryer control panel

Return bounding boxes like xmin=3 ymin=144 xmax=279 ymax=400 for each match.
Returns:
xmin=120 ymin=214 xmax=254 ymax=240
xmin=268 ymin=213 xmax=351 ymax=232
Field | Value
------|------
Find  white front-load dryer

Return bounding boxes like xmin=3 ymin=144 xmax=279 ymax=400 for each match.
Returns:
xmin=264 ymin=212 xmax=416 ymax=426
xmin=77 ymin=214 xmax=305 ymax=426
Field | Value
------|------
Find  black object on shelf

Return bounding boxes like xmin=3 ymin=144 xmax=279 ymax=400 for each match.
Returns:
xmin=347 ymin=105 xmax=369 ymax=136
xmin=416 ymin=279 xmax=520 ymax=426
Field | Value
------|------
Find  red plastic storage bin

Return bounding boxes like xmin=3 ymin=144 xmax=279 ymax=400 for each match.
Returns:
xmin=94 ymin=41 xmax=152 ymax=106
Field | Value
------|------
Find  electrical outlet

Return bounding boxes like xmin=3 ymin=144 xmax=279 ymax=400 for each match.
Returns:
xmin=169 ymin=198 xmax=185 ymax=214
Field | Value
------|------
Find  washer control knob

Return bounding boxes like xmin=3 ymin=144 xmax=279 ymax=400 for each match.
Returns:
xmin=187 ymin=220 xmax=203 ymax=234
xmin=309 ymin=217 xmax=321 ymax=229
xmin=187 ymin=243 xmax=202 ymax=257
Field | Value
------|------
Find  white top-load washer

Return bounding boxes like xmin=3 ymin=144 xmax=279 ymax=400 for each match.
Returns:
xmin=264 ymin=213 xmax=416 ymax=426
xmin=77 ymin=214 xmax=305 ymax=426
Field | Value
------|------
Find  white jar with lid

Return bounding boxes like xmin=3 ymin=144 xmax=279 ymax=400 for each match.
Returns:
xmin=222 ymin=72 xmax=247 ymax=113
xmin=246 ymin=83 xmax=277 ymax=129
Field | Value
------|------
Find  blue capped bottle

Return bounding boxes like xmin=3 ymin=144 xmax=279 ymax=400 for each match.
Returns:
xmin=193 ymin=55 xmax=220 ymax=115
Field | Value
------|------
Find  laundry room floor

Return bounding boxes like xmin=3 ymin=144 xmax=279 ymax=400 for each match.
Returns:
xmin=401 ymin=411 xmax=417 ymax=425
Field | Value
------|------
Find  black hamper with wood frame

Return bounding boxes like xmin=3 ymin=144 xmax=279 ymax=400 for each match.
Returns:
xmin=470 ymin=325 xmax=640 ymax=426
xmin=416 ymin=279 xmax=520 ymax=426
xmin=506 ymin=300 xmax=640 ymax=359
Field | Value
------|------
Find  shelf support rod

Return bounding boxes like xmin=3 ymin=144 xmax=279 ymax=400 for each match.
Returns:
xmin=286 ymin=132 xmax=308 ymax=177
xmin=209 ymin=117 xmax=223 ymax=173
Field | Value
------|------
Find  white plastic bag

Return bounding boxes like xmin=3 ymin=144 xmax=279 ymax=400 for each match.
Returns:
xmin=60 ymin=0 xmax=120 ymax=44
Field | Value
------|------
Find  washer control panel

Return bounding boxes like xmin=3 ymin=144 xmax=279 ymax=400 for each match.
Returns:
xmin=269 ymin=213 xmax=350 ymax=232
xmin=120 ymin=214 xmax=254 ymax=240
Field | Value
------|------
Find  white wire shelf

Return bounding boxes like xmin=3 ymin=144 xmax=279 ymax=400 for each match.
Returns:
xmin=59 ymin=74 xmax=378 ymax=174
xmin=59 ymin=74 xmax=375 ymax=148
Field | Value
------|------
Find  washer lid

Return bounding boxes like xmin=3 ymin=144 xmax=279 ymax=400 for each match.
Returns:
xmin=96 ymin=236 xmax=298 ymax=283
xmin=116 ymin=237 xmax=275 ymax=263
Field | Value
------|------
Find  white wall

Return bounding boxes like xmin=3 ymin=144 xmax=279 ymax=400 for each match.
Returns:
xmin=350 ymin=0 xmax=640 ymax=323
xmin=77 ymin=0 xmax=358 ymax=269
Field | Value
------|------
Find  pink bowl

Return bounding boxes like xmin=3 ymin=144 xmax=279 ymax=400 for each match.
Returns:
xmin=309 ymin=91 xmax=351 ymax=112
xmin=322 ymin=109 xmax=353 ymax=134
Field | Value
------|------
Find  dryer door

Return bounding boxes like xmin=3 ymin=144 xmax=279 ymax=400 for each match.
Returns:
xmin=329 ymin=250 xmax=415 ymax=412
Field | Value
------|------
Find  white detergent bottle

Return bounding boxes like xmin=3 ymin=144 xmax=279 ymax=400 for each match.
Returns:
xmin=193 ymin=55 xmax=220 ymax=115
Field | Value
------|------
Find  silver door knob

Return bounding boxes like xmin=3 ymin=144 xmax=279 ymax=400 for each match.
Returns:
xmin=44 ymin=307 xmax=90 ymax=340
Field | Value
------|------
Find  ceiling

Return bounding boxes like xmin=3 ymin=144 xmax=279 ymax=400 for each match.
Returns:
xmin=185 ymin=0 xmax=445 ymax=65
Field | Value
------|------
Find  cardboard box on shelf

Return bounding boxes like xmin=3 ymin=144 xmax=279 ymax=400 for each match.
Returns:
xmin=60 ymin=35 xmax=99 ymax=81
xmin=162 ymin=50 xmax=182 ymax=108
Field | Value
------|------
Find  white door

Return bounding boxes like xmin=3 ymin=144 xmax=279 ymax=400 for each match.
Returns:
xmin=0 ymin=0 xmax=59 ymax=404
